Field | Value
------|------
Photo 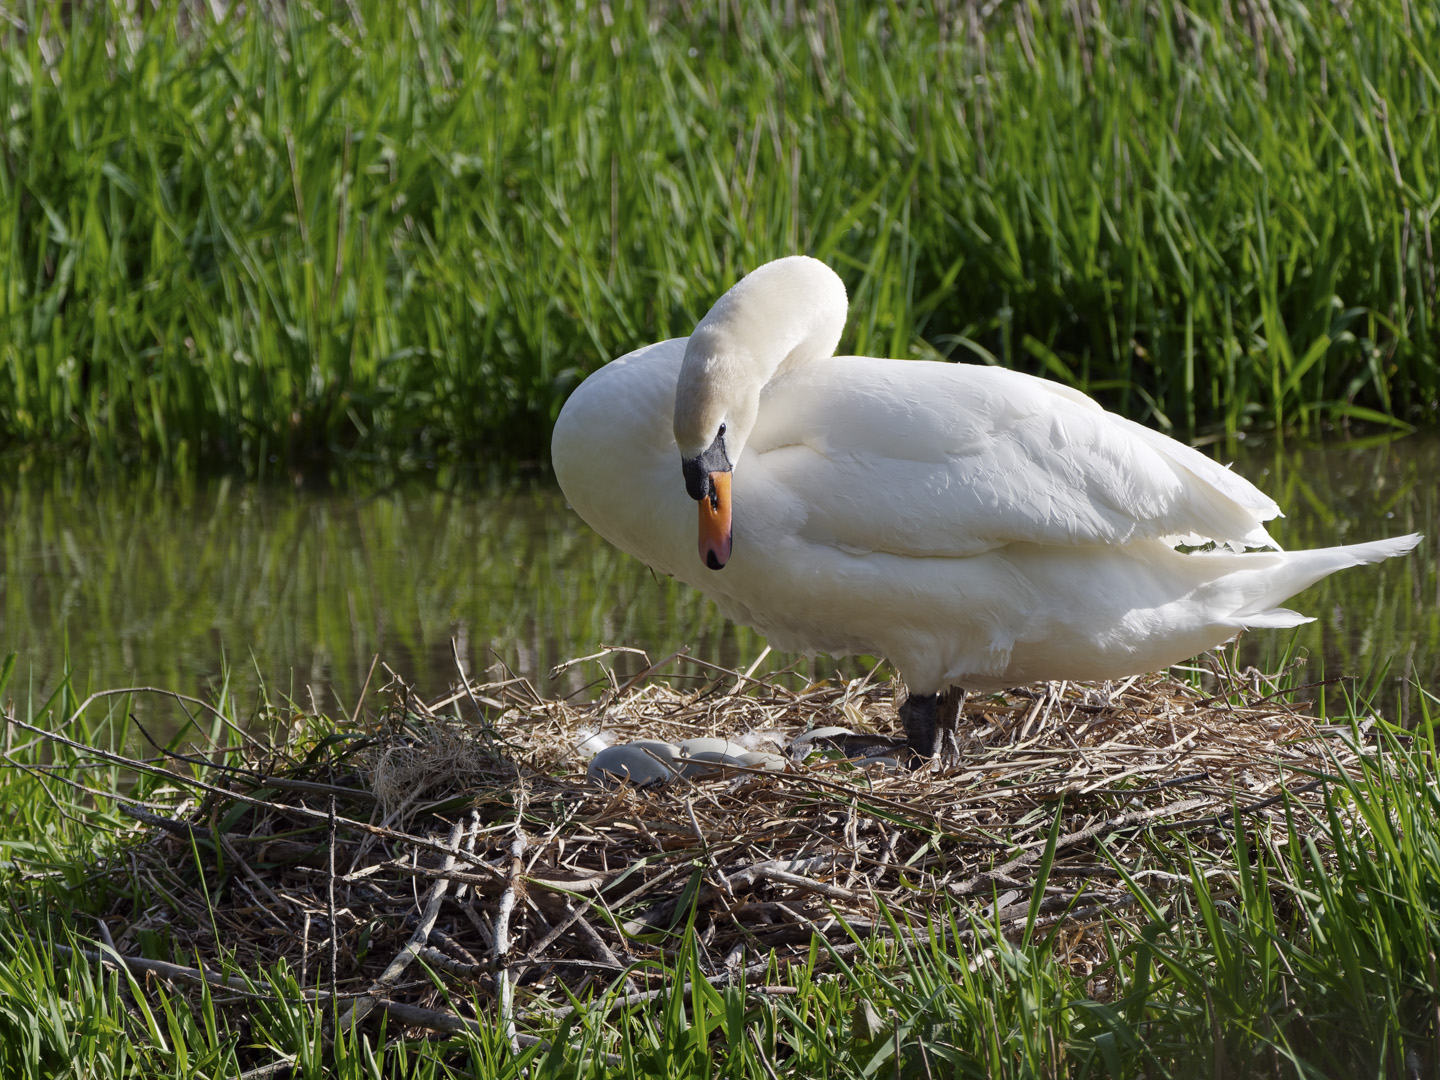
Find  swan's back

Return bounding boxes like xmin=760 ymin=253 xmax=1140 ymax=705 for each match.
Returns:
xmin=749 ymin=359 xmax=1280 ymax=558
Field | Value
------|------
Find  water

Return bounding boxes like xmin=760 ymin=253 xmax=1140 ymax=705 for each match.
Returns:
xmin=3 ymin=435 xmax=1437 ymax=734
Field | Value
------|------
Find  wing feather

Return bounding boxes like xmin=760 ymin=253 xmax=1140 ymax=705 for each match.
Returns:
xmin=746 ymin=359 xmax=1277 ymax=558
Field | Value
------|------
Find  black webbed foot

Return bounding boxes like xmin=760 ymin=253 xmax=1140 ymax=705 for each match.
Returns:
xmin=817 ymin=733 xmax=908 ymax=761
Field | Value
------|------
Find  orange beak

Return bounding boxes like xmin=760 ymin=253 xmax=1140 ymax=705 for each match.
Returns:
xmin=699 ymin=471 xmax=732 ymax=570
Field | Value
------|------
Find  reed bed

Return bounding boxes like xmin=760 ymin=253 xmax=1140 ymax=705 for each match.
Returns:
xmin=9 ymin=652 xmax=1390 ymax=1057
xmin=2 ymin=0 xmax=1437 ymax=470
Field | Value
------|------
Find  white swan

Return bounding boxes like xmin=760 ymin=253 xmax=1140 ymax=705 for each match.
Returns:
xmin=552 ymin=256 xmax=1421 ymax=760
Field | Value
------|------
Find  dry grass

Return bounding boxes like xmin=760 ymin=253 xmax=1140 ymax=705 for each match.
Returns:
xmin=43 ymin=650 xmax=1373 ymax=1040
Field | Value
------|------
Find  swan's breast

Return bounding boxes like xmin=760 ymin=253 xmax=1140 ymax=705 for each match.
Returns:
xmin=552 ymin=339 xmax=695 ymax=576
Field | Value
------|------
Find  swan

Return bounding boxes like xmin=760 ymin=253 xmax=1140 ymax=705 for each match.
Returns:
xmin=551 ymin=256 xmax=1421 ymax=762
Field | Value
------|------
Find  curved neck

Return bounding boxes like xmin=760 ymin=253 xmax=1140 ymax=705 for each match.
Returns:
xmin=673 ymin=256 xmax=848 ymax=461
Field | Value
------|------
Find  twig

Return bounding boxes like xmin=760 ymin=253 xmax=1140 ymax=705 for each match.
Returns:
xmin=731 ymin=645 xmax=773 ymax=696
xmin=1090 ymin=771 xmax=1210 ymax=797
xmin=605 ymin=647 xmax=692 ymax=706
xmin=237 ymin=1056 xmax=296 ymax=1080
xmin=328 ymin=797 xmax=339 ymax=1004
xmin=622 ymin=855 xmax=842 ymax=936
xmin=118 ymin=802 xmax=211 ymax=841
xmin=750 ymin=1026 xmax=783 ymax=1080
xmin=350 ymin=654 xmax=380 ymax=729
xmin=948 ymin=796 xmax=1212 ymax=895
xmin=23 ymin=686 xmax=268 ymax=757
xmin=550 ymin=645 xmax=650 ymax=679
xmin=336 ymin=818 xmax=468 ymax=1031
xmin=429 ymin=926 xmax=482 ymax=968
xmin=125 ymin=711 xmax=267 ymax=782
xmin=453 ymin=808 xmax=483 ymax=901
xmin=218 ymin=834 xmax=292 ymax=930
xmin=56 ymin=941 xmax=354 ymax=1003
xmin=521 ymin=895 xmax=603 ymax=966
xmin=236 ymin=776 xmax=377 ymax=804
xmin=1154 ymin=778 xmax=1326 ymax=832
xmin=344 ymin=853 xmax=605 ymax=896
xmin=571 ymin=909 xmax=635 ymax=981
xmin=494 ymin=828 xmax=528 ymax=1054
xmin=452 ymin=639 xmax=498 ymax=745
xmin=414 ymin=945 xmax=485 ymax=978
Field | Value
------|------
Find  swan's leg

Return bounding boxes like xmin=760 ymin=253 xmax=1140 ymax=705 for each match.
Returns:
xmin=900 ymin=686 xmax=968 ymax=766
xmin=937 ymin=686 xmax=968 ymax=763
xmin=899 ymin=690 xmax=939 ymax=763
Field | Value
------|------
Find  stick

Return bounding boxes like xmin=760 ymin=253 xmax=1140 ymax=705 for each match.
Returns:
xmin=14 ymin=686 xmax=270 ymax=757
xmin=520 ymin=895 xmax=601 ymax=967
xmin=336 ymin=818 xmax=468 ymax=1031
xmin=750 ymin=1026 xmax=783 ymax=1080
xmin=570 ymin=909 xmax=627 ymax=970
xmin=621 ymin=855 xmax=841 ymax=936
xmin=118 ymin=803 xmax=211 ymax=841
xmin=57 ymin=941 xmax=348 ymax=1002
xmin=236 ymin=776 xmax=377 ymax=804
xmin=731 ymin=645 xmax=773 ymax=696
xmin=452 ymin=640 xmax=498 ymax=745
xmin=948 ymin=795 xmax=1212 ymax=896
xmin=328 ymin=797 xmax=339 ymax=1004
xmin=218 ymin=833 xmax=292 ymax=930
xmin=452 ymin=809 xmax=482 ymax=901
xmin=750 ymin=865 xmax=856 ymax=902
xmin=1153 ymin=778 xmax=1326 ymax=832
xmin=494 ymin=829 xmax=528 ymax=1054
xmin=336 ymin=854 xmax=604 ymax=896
xmin=350 ymin=654 xmax=381 ymax=729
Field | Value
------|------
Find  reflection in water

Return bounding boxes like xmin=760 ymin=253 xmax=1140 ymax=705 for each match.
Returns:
xmin=2 ymin=435 xmax=1437 ymax=733
xmin=1227 ymin=434 xmax=1438 ymax=722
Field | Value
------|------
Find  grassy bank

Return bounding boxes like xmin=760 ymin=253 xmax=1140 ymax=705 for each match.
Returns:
xmin=3 ymin=657 xmax=1440 ymax=1077
xmin=1 ymin=0 xmax=1436 ymax=470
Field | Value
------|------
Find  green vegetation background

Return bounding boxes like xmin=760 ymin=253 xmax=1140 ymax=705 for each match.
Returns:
xmin=2 ymin=0 xmax=1437 ymax=471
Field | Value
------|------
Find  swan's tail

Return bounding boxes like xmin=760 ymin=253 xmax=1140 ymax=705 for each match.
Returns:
xmin=1232 ymin=533 xmax=1423 ymax=629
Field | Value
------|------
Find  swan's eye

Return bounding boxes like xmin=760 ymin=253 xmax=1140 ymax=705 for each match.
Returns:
xmin=718 ymin=423 xmax=727 ymax=438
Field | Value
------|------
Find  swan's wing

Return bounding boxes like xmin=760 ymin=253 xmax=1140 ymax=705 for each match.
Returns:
xmin=746 ymin=359 xmax=1279 ymax=558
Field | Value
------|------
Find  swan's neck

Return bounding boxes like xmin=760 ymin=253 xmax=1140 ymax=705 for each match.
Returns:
xmin=673 ymin=256 xmax=848 ymax=461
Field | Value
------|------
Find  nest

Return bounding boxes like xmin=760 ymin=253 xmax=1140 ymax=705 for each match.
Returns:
xmin=34 ymin=651 xmax=1376 ymax=1050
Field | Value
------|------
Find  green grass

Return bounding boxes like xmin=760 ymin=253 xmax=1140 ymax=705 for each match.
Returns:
xmin=5 ymin=656 xmax=1440 ymax=1077
xmin=1 ymin=0 xmax=1436 ymax=471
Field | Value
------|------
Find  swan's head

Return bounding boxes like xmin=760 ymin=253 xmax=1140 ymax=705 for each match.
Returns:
xmin=673 ymin=256 xmax=848 ymax=570
xmin=673 ymin=336 xmax=744 ymax=571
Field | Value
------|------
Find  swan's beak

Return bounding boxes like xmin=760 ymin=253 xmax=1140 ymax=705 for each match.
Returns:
xmin=681 ymin=431 xmax=734 ymax=571
xmin=699 ymin=471 xmax=732 ymax=570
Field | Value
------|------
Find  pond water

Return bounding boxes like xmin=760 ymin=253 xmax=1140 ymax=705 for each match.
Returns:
xmin=2 ymin=434 xmax=1437 ymax=734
